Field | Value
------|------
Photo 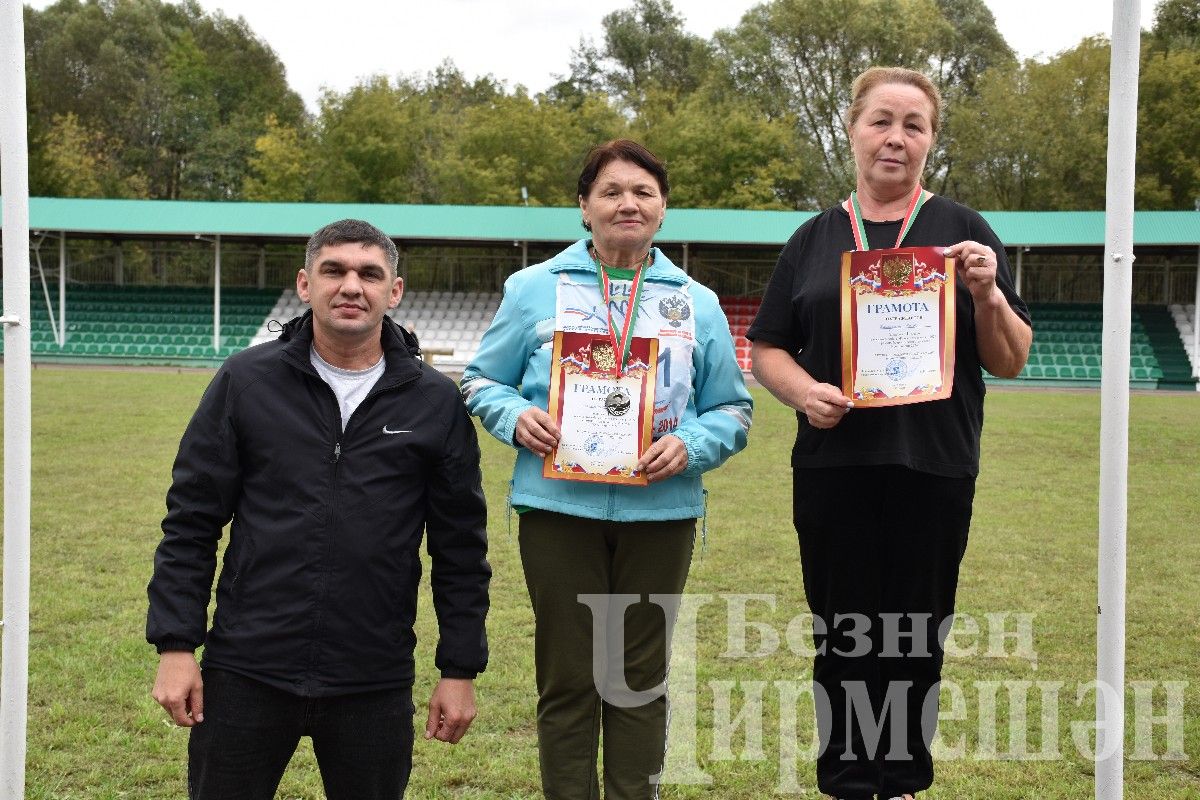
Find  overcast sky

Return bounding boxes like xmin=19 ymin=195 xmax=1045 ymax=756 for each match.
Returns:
xmin=30 ymin=0 xmax=1134 ymax=112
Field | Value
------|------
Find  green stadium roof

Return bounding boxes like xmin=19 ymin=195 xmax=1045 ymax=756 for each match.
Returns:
xmin=5 ymin=197 xmax=1199 ymax=248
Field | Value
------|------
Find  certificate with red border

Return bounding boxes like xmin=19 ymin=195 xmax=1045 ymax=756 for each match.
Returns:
xmin=544 ymin=331 xmax=658 ymax=485
xmin=840 ymin=246 xmax=956 ymax=406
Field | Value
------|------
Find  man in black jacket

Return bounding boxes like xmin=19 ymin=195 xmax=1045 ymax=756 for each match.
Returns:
xmin=147 ymin=219 xmax=490 ymax=799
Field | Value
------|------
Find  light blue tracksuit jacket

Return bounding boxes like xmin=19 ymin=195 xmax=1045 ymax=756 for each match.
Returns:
xmin=461 ymin=239 xmax=752 ymax=521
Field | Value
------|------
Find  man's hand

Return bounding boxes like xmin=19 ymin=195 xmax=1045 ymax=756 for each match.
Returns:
xmin=152 ymin=650 xmax=204 ymax=726
xmin=424 ymin=678 xmax=477 ymax=744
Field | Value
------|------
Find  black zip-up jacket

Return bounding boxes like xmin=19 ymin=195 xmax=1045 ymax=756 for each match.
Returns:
xmin=146 ymin=312 xmax=489 ymax=696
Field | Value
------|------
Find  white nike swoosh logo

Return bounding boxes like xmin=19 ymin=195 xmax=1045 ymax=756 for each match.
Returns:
xmin=382 ymin=426 xmax=412 ymax=435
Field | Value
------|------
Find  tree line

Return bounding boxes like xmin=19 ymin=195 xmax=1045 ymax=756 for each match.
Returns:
xmin=19 ymin=0 xmax=1200 ymax=211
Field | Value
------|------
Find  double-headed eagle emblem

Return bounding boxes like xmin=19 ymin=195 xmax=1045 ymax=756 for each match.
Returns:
xmin=881 ymin=256 xmax=913 ymax=288
xmin=658 ymin=295 xmax=692 ymax=328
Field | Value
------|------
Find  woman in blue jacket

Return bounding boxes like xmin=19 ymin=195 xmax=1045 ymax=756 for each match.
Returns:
xmin=462 ymin=139 xmax=752 ymax=799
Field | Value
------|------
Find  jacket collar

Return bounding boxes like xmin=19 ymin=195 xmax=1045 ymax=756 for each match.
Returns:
xmin=546 ymin=239 xmax=688 ymax=286
xmin=278 ymin=310 xmax=424 ymax=389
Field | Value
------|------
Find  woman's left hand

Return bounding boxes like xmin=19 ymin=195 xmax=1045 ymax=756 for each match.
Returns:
xmin=944 ymin=240 xmax=1004 ymax=309
xmin=636 ymin=435 xmax=688 ymax=484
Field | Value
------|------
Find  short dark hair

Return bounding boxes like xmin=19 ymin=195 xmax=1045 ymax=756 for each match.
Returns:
xmin=304 ymin=219 xmax=399 ymax=276
xmin=577 ymin=140 xmax=669 ymax=232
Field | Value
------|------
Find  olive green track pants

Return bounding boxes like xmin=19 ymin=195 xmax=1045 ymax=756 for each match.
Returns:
xmin=518 ymin=510 xmax=696 ymax=800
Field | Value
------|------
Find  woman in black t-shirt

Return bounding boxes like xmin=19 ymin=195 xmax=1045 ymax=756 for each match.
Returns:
xmin=747 ymin=67 xmax=1031 ymax=800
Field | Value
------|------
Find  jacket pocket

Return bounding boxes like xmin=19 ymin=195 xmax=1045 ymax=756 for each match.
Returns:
xmin=214 ymin=534 xmax=257 ymax=630
xmin=384 ymin=551 xmax=419 ymax=646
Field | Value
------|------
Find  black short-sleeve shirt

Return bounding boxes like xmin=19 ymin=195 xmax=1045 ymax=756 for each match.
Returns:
xmin=747 ymin=195 xmax=1030 ymax=477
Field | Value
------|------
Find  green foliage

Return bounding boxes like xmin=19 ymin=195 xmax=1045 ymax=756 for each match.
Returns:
xmin=249 ymin=64 xmax=627 ymax=208
xmin=929 ymin=0 xmax=1017 ymax=93
xmin=1137 ymin=47 xmax=1200 ymax=209
xmin=925 ymin=0 xmax=1017 ymax=198
xmin=311 ymin=76 xmax=438 ymax=204
xmin=1150 ymin=0 xmax=1200 ymax=52
xmin=21 ymin=0 xmax=1200 ymax=211
xmin=950 ymin=31 xmax=1200 ymax=211
xmin=438 ymin=91 xmax=625 ymax=206
xmin=243 ymin=114 xmax=315 ymax=202
xmin=24 ymin=0 xmax=303 ymax=200
xmin=573 ymin=0 xmax=715 ymax=114
xmin=949 ymin=39 xmax=1111 ymax=210
xmin=640 ymin=85 xmax=809 ymax=209
xmin=35 ymin=111 xmax=147 ymax=198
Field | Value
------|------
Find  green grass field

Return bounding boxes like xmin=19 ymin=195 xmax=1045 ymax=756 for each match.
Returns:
xmin=4 ymin=368 xmax=1198 ymax=798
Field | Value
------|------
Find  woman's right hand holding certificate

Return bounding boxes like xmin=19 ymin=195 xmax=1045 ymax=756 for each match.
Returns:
xmin=750 ymin=342 xmax=853 ymax=430
xmin=803 ymin=382 xmax=854 ymax=429
xmin=515 ymin=407 xmax=561 ymax=456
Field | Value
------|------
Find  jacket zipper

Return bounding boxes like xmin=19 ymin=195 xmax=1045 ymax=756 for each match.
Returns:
xmin=303 ymin=379 xmax=345 ymax=690
xmin=304 ymin=366 xmax=421 ymax=685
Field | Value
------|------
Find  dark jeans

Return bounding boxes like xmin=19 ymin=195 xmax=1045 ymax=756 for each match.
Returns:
xmin=794 ymin=465 xmax=974 ymax=800
xmin=188 ymin=668 xmax=415 ymax=800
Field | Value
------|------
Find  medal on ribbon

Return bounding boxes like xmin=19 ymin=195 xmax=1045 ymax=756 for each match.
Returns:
xmin=542 ymin=247 xmax=660 ymax=484
xmin=593 ymin=248 xmax=649 ymax=376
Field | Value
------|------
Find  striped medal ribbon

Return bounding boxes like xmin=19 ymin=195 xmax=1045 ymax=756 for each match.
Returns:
xmin=848 ymin=184 xmax=927 ymax=251
xmin=594 ymin=250 xmax=649 ymax=375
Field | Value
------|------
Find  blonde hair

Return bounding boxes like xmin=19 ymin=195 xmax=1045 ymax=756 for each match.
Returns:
xmin=846 ymin=67 xmax=942 ymax=139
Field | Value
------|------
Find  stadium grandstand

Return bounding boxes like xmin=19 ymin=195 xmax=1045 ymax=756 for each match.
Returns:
xmin=1 ymin=197 xmax=1197 ymax=389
